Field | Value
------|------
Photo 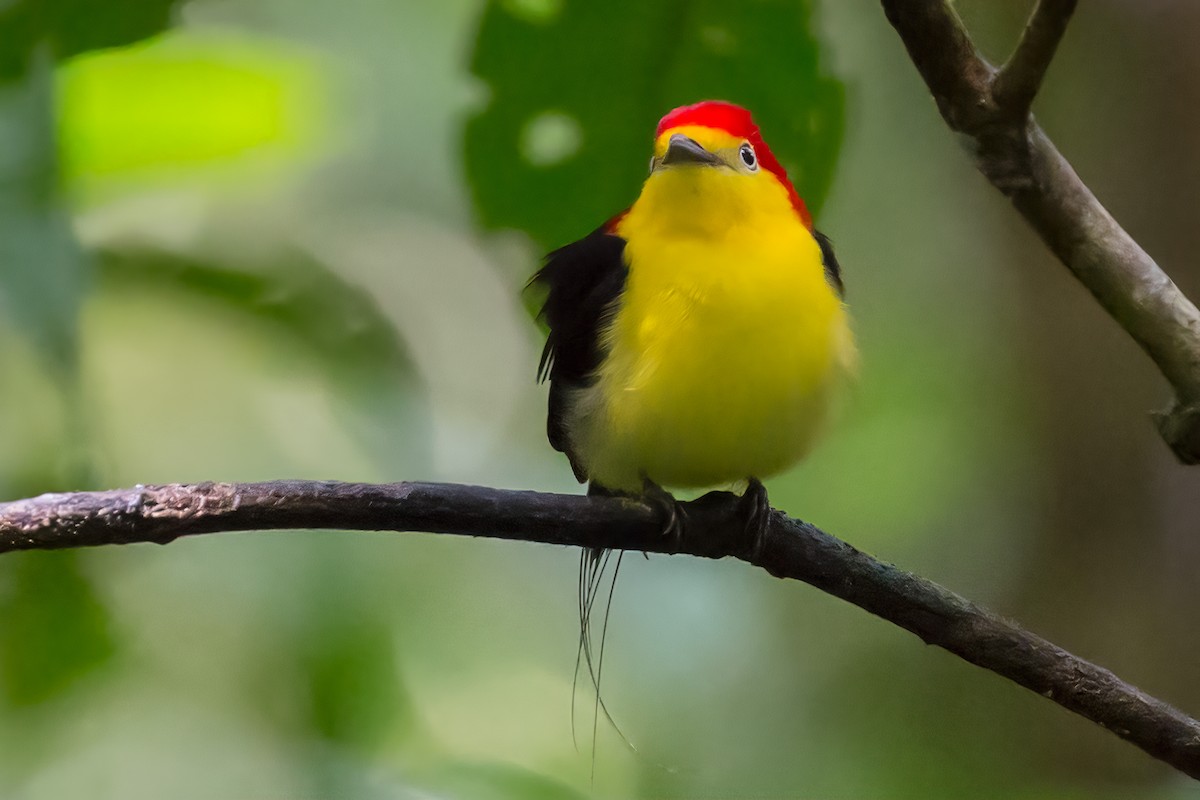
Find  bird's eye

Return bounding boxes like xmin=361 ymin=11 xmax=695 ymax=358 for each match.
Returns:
xmin=739 ymin=143 xmax=758 ymax=170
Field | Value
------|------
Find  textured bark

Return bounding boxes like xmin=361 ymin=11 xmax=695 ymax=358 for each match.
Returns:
xmin=2 ymin=480 xmax=1199 ymax=778
xmin=881 ymin=0 xmax=1200 ymax=462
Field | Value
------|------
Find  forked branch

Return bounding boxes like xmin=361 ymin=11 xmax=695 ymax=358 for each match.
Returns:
xmin=2 ymin=480 xmax=1199 ymax=778
xmin=881 ymin=0 xmax=1200 ymax=462
xmin=994 ymin=0 xmax=1078 ymax=116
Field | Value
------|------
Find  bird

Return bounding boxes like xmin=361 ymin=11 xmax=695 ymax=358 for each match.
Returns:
xmin=530 ymin=100 xmax=854 ymax=755
xmin=534 ymin=99 xmax=852 ymax=530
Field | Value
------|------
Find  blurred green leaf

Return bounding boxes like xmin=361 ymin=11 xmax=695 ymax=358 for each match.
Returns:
xmin=99 ymin=249 xmax=409 ymax=377
xmin=0 ymin=0 xmax=185 ymax=381
xmin=464 ymin=0 xmax=843 ymax=249
xmin=0 ymin=57 xmax=89 ymax=375
xmin=96 ymin=245 xmax=430 ymax=474
xmin=0 ymin=0 xmax=188 ymax=480
xmin=302 ymin=615 xmax=408 ymax=751
xmin=0 ymin=0 xmax=182 ymax=80
xmin=244 ymin=557 xmax=416 ymax=796
xmin=0 ymin=551 xmax=115 ymax=708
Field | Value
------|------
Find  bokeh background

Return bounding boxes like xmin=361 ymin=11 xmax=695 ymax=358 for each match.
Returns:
xmin=1 ymin=0 xmax=1199 ymax=797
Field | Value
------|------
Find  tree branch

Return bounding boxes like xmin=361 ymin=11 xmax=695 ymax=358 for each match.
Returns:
xmin=3 ymin=480 xmax=1200 ymax=777
xmin=881 ymin=0 xmax=1200 ymax=463
xmin=994 ymin=0 xmax=1078 ymax=117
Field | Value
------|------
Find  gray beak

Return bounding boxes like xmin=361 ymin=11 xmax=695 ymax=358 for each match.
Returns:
xmin=661 ymin=133 xmax=720 ymax=166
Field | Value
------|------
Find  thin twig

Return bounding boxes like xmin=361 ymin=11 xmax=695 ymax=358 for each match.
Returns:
xmin=2 ymin=480 xmax=1199 ymax=777
xmin=994 ymin=0 xmax=1079 ymax=117
xmin=881 ymin=0 xmax=1200 ymax=463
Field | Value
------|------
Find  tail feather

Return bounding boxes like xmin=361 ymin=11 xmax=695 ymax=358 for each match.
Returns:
xmin=574 ymin=484 xmax=639 ymax=778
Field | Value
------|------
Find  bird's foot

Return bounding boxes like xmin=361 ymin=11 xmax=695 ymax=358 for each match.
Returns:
xmin=641 ymin=476 xmax=686 ymax=553
xmin=739 ymin=478 xmax=771 ymax=561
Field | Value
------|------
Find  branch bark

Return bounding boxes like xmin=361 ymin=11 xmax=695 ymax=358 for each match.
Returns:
xmin=993 ymin=0 xmax=1078 ymax=117
xmin=881 ymin=0 xmax=1200 ymax=463
xmin=3 ymin=480 xmax=1200 ymax=778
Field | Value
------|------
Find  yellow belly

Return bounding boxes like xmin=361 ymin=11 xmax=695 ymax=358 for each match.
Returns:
xmin=567 ymin=210 xmax=852 ymax=492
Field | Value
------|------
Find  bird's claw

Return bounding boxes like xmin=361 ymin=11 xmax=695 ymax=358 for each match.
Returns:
xmin=739 ymin=477 xmax=771 ymax=561
xmin=641 ymin=476 xmax=686 ymax=553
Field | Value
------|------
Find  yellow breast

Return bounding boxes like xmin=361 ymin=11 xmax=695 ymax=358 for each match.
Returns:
xmin=567 ymin=163 xmax=854 ymax=491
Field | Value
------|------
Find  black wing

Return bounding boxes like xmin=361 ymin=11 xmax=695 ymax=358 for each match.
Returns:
xmin=814 ymin=229 xmax=844 ymax=297
xmin=531 ymin=224 xmax=628 ymax=482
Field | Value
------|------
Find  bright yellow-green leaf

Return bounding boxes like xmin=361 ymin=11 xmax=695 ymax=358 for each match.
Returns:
xmin=57 ymin=32 xmax=328 ymax=189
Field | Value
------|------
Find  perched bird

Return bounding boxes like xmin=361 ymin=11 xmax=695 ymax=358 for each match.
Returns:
xmin=531 ymin=100 xmax=854 ymax=757
xmin=534 ymin=100 xmax=853 ymax=530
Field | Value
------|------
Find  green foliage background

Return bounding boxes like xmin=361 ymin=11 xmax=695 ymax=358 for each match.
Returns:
xmin=1 ymin=1 xmax=1200 ymax=798
xmin=465 ymin=0 xmax=842 ymax=248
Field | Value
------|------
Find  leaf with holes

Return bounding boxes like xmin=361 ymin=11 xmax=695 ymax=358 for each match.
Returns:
xmin=464 ymin=0 xmax=844 ymax=250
